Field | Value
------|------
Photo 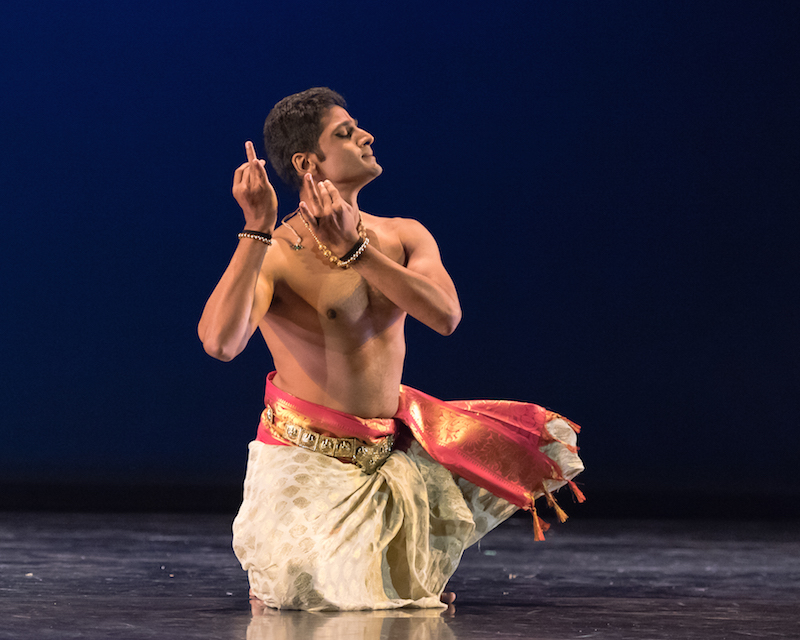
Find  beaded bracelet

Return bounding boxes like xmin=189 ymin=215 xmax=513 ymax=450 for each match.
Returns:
xmin=338 ymin=237 xmax=370 ymax=268
xmin=238 ymin=230 xmax=272 ymax=245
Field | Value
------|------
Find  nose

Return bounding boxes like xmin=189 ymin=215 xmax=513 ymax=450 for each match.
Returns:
xmin=358 ymin=128 xmax=374 ymax=147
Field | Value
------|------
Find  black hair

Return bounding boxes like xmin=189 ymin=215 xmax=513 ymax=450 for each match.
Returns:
xmin=263 ymin=87 xmax=347 ymax=190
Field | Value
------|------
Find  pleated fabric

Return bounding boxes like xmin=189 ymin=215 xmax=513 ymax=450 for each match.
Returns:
xmin=232 ymin=416 xmax=582 ymax=611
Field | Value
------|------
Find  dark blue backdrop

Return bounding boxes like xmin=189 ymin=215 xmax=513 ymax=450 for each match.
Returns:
xmin=2 ymin=1 xmax=798 ymax=508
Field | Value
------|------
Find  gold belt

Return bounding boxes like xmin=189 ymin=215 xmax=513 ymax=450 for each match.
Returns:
xmin=261 ymin=405 xmax=395 ymax=475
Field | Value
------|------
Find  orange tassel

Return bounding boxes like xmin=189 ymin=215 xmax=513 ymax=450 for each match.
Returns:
xmin=568 ymin=480 xmax=586 ymax=503
xmin=531 ymin=506 xmax=545 ymax=541
xmin=553 ymin=502 xmax=568 ymax=523
xmin=542 ymin=486 xmax=569 ymax=523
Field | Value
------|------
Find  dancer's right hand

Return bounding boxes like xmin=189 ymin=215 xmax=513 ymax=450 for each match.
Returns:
xmin=232 ymin=141 xmax=278 ymax=232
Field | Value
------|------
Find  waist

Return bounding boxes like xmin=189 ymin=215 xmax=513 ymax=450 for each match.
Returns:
xmin=259 ymin=372 xmax=401 ymax=474
xmin=263 ymin=372 xmax=400 ymax=440
xmin=258 ymin=406 xmax=395 ymax=475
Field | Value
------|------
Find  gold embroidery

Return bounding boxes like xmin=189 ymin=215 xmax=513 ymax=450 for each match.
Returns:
xmin=262 ymin=406 xmax=394 ymax=475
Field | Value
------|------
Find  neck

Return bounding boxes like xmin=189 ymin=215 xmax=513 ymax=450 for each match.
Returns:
xmin=299 ymin=180 xmax=361 ymax=212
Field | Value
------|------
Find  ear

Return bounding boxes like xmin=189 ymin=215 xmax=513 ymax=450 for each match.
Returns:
xmin=292 ymin=152 xmax=317 ymax=179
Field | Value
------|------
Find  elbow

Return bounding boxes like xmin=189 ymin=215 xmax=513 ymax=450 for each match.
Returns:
xmin=202 ymin=341 xmax=237 ymax=362
xmin=436 ymin=307 xmax=462 ymax=336
xmin=198 ymin=325 xmax=240 ymax=362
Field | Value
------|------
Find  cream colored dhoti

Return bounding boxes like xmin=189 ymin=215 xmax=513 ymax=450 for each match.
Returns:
xmin=232 ymin=416 xmax=582 ymax=611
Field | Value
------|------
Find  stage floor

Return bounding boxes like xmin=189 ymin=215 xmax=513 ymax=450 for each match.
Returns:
xmin=1 ymin=513 xmax=798 ymax=639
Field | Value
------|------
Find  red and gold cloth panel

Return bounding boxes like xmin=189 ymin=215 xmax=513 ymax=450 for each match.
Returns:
xmin=256 ymin=372 xmax=584 ymax=536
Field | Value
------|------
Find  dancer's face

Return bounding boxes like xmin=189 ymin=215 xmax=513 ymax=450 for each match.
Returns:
xmin=310 ymin=106 xmax=382 ymax=187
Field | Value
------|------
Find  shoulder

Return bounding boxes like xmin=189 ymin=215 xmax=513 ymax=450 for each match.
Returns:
xmin=271 ymin=219 xmax=304 ymax=251
xmin=362 ymin=213 xmax=443 ymax=267
xmin=362 ymin=213 xmax=436 ymax=244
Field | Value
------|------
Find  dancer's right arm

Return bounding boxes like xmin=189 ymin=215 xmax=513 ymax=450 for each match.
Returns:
xmin=198 ymin=142 xmax=278 ymax=361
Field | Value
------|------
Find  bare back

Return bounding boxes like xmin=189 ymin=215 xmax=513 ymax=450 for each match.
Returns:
xmin=259 ymin=214 xmax=410 ymax=417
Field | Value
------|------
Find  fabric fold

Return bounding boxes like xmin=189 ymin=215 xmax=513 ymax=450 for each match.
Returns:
xmin=258 ymin=372 xmax=585 ymax=519
xmin=233 ymin=374 xmax=585 ymax=609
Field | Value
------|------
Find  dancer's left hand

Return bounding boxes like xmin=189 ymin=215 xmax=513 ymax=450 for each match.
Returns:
xmin=299 ymin=174 xmax=360 ymax=256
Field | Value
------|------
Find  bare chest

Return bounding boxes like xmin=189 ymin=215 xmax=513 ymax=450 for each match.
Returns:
xmin=268 ymin=223 xmax=406 ymax=333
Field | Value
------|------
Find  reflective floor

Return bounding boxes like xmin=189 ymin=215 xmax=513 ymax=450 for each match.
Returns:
xmin=1 ymin=513 xmax=798 ymax=639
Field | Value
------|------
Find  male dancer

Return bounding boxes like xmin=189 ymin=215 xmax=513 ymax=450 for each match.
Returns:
xmin=199 ymin=88 xmax=583 ymax=611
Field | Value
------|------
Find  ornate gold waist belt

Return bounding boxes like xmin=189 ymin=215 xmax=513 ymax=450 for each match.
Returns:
xmin=261 ymin=405 xmax=395 ymax=475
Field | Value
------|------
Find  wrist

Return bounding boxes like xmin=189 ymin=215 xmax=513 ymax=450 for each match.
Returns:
xmin=238 ymin=230 xmax=272 ymax=246
xmin=243 ymin=226 xmax=275 ymax=237
xmin=243 ymin=219 xmax=276 ymax=234
xmin=338 ymin=236 xmax=370 ymax=268
xmin=329 ymin=234 xmax=359 ymax=257
xmin=243 ymin=208 xmax=277 ymax=234
xmin=301 ymin=214 xmax=369 ymax=269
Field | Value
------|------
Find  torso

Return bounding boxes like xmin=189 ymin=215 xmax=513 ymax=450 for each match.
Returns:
xmin=258 ymin=213 xmax=409 ymax=418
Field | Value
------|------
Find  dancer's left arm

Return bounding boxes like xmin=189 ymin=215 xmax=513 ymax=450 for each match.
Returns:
xmin=301 ymin=178 xmax=462 ymax=336
xmin=346 ymin=218 xmax=461 ymax=335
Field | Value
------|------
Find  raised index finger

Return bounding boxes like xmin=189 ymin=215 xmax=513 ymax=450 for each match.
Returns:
xmin=245 ymin=140 xmax=258 ymax=162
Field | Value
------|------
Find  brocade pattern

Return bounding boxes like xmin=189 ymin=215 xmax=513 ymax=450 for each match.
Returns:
xmin=232 ymin=414 xmax=582 ymax=611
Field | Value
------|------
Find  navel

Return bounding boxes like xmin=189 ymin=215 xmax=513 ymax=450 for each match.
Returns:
xmin=326 ymin=309 xmax=337 ymax=320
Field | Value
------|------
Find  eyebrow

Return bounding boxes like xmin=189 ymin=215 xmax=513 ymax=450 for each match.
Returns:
xmin=333 ymin=118 xmax=358 ymax=131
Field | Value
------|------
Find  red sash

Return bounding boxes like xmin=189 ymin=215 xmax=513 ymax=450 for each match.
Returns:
xmin=256 ymin=372 xmax=584 ymax=539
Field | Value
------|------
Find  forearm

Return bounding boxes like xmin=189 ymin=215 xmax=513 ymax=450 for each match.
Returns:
xmin=351 ymin=245 xmax=461 ymax=335
xmin=201 ymin=141 xmax=278 ymax=360
xmin=297 ymin=177 xmax=460 ymax=334
xmin=198 ymin=239 xmax=272 ymax=361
